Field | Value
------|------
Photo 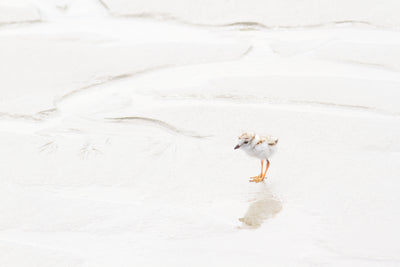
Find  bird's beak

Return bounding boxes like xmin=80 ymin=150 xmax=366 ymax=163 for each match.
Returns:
xmin=234 ymin=144 xmax=240 ymax=150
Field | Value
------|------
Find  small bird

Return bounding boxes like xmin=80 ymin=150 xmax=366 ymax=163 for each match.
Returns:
xmin=234 ymin=132 xmax=278 ymax=183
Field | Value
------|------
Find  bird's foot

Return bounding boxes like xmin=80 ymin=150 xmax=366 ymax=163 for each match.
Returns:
xmin=250 ymin=173 xmax=262 ymax=179
xmin=249 ymin=176 xmax=266 ymax=183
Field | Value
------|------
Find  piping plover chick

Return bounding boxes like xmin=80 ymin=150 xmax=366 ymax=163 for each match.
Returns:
xmin=234 ymin=132 xmax=278 ymax=183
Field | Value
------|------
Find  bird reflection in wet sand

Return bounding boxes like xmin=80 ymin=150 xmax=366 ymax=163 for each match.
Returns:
xmin=239 ymin=184 xmax=282 ymax=229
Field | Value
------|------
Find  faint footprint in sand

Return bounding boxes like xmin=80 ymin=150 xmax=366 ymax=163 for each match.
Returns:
xmin=39 ymin=141 xmax=58 ymax=154
xmin=79 ymin=142 xmax=102 ymax=158
xmin=239 ymin=184 xmax=282 ymax=229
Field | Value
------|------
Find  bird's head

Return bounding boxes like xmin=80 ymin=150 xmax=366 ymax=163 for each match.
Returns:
xmin=234 ymin=132 xmax=256 ymax=150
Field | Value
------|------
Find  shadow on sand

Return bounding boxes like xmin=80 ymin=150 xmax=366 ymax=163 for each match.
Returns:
xmin=239 ymin=183 xmax=282 ymax=229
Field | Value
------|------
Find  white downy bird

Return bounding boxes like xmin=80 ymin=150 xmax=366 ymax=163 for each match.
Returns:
xmin=234 ymin=132 xmax=278 ymax=182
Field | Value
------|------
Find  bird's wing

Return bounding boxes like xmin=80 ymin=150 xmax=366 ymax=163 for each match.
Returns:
xmin=258 ymin=135 xmax=278 ymax=146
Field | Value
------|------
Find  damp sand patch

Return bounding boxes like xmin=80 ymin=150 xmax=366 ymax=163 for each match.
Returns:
xmin=239 ymin=185 xmax=282 ymax=229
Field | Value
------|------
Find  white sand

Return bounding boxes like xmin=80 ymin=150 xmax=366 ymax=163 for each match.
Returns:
xmin=1 ymin=1 xmax=400 ymax=266
xmin=0 ymin=0 xmax=40 ymax=24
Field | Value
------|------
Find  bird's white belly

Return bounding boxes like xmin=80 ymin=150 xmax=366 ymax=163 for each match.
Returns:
xmin=245 ymin=144 xmax=276 ymax=160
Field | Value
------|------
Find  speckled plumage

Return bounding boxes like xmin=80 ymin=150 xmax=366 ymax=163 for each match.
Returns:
xmin=236 ymin=132 xmax=278 ymax=160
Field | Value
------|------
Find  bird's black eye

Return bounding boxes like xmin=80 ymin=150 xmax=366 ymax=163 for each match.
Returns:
xmin=243 ymin=141 xmax=248 ymax=144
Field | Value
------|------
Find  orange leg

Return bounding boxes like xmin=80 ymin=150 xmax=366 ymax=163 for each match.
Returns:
xmin=250 ymin=160 xmax=270 ymax=183
xmin=250 ymin=160 xmax=264 ymax=179
xmin=262 ymin=160 xmax=270 ymax=179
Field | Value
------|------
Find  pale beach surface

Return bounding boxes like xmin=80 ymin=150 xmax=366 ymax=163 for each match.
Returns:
xmin=0 ymin=1 xmax=400 ymax=266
